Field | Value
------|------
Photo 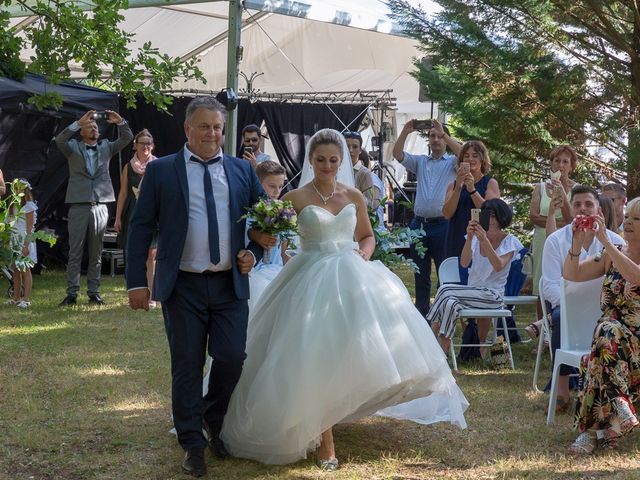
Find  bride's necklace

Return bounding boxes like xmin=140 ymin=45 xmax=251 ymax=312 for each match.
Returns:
xmin=312 ymin=179 xmax=336 ymax=205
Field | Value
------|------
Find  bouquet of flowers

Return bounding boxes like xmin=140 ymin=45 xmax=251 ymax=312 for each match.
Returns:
xmin=241 ymin=197 xmax=299 ymax=243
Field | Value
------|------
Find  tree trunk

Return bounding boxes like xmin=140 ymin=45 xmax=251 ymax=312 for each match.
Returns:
xmin=627 ymin=16 xmax=640 ymax=198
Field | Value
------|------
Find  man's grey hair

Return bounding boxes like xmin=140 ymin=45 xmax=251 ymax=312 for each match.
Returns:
xmin=601 ymin=182 xmax=626 ymax=198
xmin=185 ymin=97 xmax=227 ymax=123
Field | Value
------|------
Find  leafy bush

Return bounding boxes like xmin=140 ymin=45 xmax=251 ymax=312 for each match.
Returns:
xmin=0 ymin=179 xmax=56 ymax=270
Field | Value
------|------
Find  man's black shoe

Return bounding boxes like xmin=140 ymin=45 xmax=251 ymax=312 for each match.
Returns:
xmin=182 ymin=448 xmax=206 ymax=477
xmin=59 ymin=295 xmax=77 ymax=306
xmin=203 ymin=421 xmax=230 ymax=459
xmin=88 ymin=294 xmax=105 ymax=305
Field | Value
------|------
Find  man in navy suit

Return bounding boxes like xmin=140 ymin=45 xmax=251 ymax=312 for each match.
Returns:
xmin=126 ymin=97 xmax=264 ymax=477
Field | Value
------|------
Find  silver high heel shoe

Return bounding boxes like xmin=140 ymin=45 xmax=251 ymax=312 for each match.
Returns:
xmin=316 ymin=457 xmax=339 ymax=471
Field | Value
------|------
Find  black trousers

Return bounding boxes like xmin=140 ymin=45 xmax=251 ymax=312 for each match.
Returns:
xmin=162 ymin=269 xmax=249 ymax=450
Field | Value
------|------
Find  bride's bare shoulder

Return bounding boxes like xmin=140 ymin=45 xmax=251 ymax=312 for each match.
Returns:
xmin=339 ymin=184 xmax=366 ymax=203
xmin=282 ymin=185 xmax=314 ymax=209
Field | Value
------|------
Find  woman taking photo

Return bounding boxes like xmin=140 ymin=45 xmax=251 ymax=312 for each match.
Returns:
xmin=563 ymin=198 xmax=640 ymax=454
xmin=442 ymin=140 xmax=500 ymax=262
xmin=528 ymin=145 xmax=577 ymax=333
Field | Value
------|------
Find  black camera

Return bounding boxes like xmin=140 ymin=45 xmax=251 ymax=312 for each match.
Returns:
xmin=93 ymin=111 xmax=108 ymax=121
xmin=239 ymin=145 xmax=253 ymax=157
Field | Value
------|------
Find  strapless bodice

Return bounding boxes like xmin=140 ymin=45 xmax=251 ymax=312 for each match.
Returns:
xmin=298 ymin=203 xmax=358 ymax=253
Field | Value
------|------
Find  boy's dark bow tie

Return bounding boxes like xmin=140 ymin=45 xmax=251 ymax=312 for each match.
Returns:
xmin=85 ymin=145 xmax=97 ymax=151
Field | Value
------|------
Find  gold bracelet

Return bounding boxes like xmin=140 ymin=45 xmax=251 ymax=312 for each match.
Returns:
xmin=568 ymin=249 xmax=580 ymax=259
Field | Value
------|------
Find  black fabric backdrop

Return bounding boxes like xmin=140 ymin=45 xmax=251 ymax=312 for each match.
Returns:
xmin=0 ymin=75 xmax=120 ymax=265
xmin=0 ymin=77 xmax=365 ymax=266
xmin=119 ymin=97 xmax=366 ymax=188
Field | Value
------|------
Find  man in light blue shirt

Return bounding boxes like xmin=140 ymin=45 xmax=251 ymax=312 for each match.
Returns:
xmin=393 ymin=119 xmax=461 ymax=315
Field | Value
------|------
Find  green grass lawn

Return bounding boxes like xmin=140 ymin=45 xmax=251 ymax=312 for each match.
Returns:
xmin=1 ymin=269 xmax=640 ymax=479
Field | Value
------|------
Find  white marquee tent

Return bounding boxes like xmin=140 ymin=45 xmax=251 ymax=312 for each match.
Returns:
xmin=10 ymin=0 xmax=439 ymax=162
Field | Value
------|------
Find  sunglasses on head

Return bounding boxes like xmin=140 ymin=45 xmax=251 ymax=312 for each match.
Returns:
xmin=343 ymin=131 xmax=362 ymax=140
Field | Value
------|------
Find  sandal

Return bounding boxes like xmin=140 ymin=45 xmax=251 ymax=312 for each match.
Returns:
xmin=613 ymin=397 xmax=639 ymax=435
xmin=546 ymin=396 xmax=571 ymax=415
xmin=525 ymin=323 xmax=540 ymax=340
xmin=568 ymin=432 xmax=597 ymax=455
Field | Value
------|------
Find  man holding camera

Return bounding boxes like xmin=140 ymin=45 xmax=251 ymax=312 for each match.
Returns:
xmin=541 ymin=185 xmax=624 ymax=408
xmin=393 ymin=118 xmax=461 ymax=316
xmin=240 ymin=124 xmax=271 ymax=168
xmin=55 ymin=109 xmax=133 ymax=306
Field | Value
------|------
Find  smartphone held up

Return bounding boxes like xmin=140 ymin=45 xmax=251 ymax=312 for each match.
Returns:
xmin=413 ymin=119 xmax=433 ymax=131
xmin=471 ymin=208 xmax=491 ymax=231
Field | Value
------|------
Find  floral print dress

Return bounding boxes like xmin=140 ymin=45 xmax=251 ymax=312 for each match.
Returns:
xmin=574 ymin=263 xmax=640 ymax=439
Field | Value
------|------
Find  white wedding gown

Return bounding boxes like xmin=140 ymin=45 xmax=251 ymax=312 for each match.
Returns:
xmin=220 ymin=203 xmax=468 ymax=465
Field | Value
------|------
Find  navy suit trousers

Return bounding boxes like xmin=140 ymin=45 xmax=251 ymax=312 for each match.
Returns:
xmin=410 ymin=217 xmax=449 ymax=317
xmin=162 ymin=269 xmax=248 ymax=450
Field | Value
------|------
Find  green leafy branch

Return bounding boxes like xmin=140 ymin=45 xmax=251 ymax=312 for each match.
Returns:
xmin=2 ymin=0 xmax=205 ymax=111
xmin=0 ymin=179 xmax=57 ymax=271
xmin=369 ymin=198 xmax=425 ymax=273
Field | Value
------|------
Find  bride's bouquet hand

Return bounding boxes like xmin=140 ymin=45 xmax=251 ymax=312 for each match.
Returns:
xmin=249 ymin=229 xmax=278 ymax=249
xmin=241 ymin=198 xmax=299 ymax=243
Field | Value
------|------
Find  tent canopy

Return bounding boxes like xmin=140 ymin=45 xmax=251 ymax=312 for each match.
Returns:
xmin=10 ymin=0 xmax=436 ymax=114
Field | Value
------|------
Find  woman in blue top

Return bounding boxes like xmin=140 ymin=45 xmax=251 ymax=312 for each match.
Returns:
xmin=442 ymin=140 xmax=500 ymax=266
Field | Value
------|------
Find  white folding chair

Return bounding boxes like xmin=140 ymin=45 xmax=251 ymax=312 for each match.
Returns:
xmin=436 ymin=257 xmax=514 ymax=371
xmin=438 ymin=256 xmax=461 ymax=284
xmin=533 ymin=277 xmax=553 ymax=392
xmin=546 ymin=277 xmax=603 ymax=425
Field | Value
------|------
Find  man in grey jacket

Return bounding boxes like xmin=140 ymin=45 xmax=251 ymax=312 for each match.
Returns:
xmin=55 ymin=110 xmax=133 ymax=305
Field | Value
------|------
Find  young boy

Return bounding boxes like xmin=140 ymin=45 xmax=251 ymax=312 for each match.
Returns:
xmin=255 ymin=161 xmax=285 ymax=200
xmin=249 ymin=161 xmax=289 ymax=266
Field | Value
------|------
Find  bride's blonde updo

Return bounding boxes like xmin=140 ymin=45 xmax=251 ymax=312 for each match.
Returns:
xmin=307 ymin=129 xmax=344 ymax=159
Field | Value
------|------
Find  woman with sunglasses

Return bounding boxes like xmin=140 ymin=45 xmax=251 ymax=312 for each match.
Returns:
xmin=115 ymin=129 xmax=158 ymax=302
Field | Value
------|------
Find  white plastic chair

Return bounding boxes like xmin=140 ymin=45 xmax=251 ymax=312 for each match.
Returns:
xmin=546 ymin=277 xmax=603 ymax=425
xmin=438 ymin=256 xmax=461 ymax=284
xmin=436 ymin=257 xmax=514 ymax=371
xmin=441 ymin=257 xmax=537 ymax=341
xmin=532 ymin=277 xmax=553 ymax=392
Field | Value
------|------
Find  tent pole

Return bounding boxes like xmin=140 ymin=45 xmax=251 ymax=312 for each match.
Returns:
xmin=225 ymin=0 xmax=242 ymax=156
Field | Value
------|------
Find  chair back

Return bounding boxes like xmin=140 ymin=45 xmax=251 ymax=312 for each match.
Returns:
xmin=438 ymin=257 xmax=461 ymax=284
xmin=559 ymin=277 xmax=604 ymax=351
xmin=505 ymin=247 xmax=529 ymax=296
xmin=538 ymin=277 xmax=549 ymax=323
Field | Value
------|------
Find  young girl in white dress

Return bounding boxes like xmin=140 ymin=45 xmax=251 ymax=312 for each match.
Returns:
xmin=220 ymin=129 xmax=468 ymax=470
xmin=8 ymin=180 xmax=38 ymax=309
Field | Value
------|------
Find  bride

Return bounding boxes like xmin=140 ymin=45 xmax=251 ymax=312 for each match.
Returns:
xmin=220 ymin=128 xmax=468 ymax=469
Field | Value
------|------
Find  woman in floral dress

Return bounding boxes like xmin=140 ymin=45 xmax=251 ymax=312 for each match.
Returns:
xmin=562 ymin=197 xmax=640 ymax=454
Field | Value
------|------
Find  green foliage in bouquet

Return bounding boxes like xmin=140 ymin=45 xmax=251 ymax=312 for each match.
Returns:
xmin=369 ymin=199 xmax=426 ymax=273
xmin=0 ymin=179 xmax=56 ymax=271
xmin=240 ymin=198 xmax=299 ymax=243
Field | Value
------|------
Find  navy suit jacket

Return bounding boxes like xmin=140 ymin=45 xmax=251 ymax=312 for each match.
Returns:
xmin=125 ymin=149 xmax=265 ymax=301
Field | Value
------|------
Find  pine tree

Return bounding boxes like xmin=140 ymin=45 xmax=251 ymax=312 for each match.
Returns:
xmin=389 ymin=0 xmax=636 ymax=196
